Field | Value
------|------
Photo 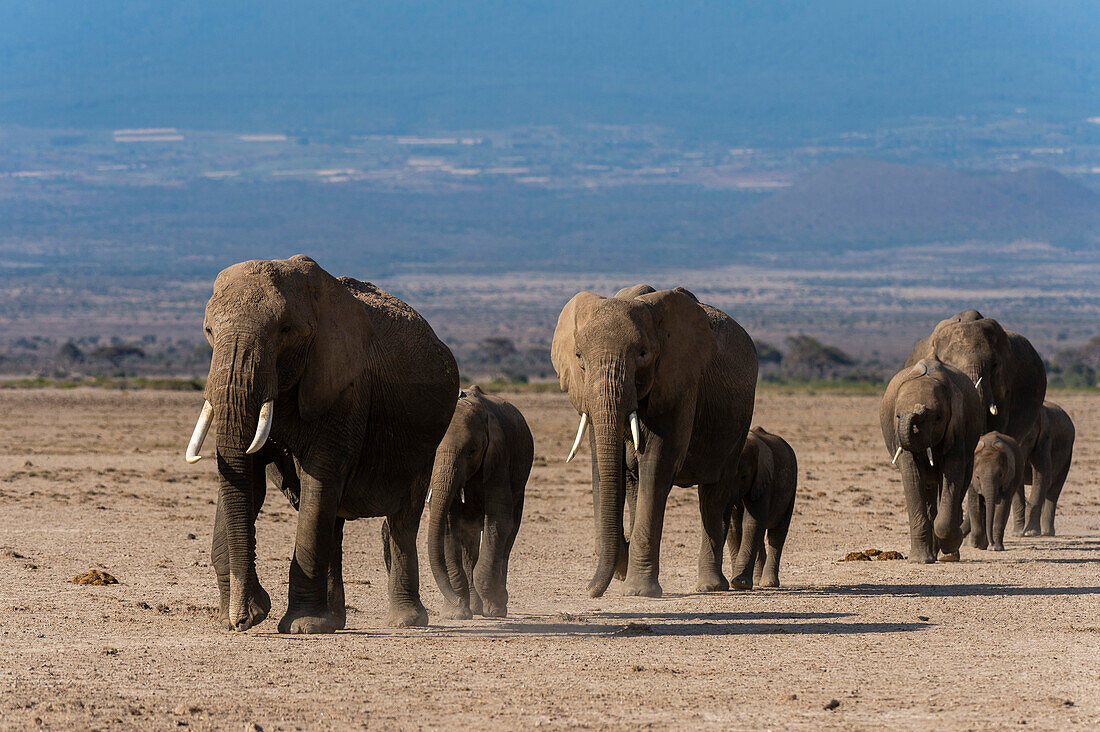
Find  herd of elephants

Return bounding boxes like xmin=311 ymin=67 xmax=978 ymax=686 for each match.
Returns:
xmin=181 ymin=255 xmax=1075 ymax=634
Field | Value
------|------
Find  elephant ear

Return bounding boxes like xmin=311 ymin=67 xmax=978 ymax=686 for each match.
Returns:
xmin=614 ymin=283 xmax=656 ymax=299
xmin=550 ymin=291 xmax=604 ymax=412
xmin=481 ymin=409 xmax=508 ymax=479
xmin=639 ymin=287 xmax=718 ymax=415
xmin=297 ymin=264 xmax=373 ymax=421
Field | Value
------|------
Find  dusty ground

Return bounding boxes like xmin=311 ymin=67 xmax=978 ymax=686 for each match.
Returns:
xmin=0 ymin=388 xmax=1098 ymax=730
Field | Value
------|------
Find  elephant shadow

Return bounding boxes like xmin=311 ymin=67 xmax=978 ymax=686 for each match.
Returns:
xmin=785 ymin=583 xmax=1100 ymax=598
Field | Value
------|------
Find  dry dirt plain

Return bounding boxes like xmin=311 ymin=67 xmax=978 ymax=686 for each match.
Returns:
xmin=0 ymin=388 xmax=1098 ymax=730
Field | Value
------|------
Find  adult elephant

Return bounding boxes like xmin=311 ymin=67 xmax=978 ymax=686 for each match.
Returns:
xmin=905 ymin=309 xmax=1045 ymax=447
xmin=184 ymin=255 xmax=458 ymax=633
xmin=551 ymin=285 xmax=757 ymax=598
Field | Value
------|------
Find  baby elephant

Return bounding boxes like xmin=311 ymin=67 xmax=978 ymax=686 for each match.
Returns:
xmin=426 ymin=386 xmax=533 ymax=619
xmin=965 ymin=432 xmax=1025 ymax=552
xmin=727 ymin=427 xmax=797 ymax=589
xmin=1014 ymin=402 xmax=1075 ymax=537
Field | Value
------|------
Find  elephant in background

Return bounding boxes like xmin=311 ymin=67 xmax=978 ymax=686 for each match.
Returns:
xmin=906 ymin=310 xmax=1045 ymax=477
xmin=423 ymin=386 xmax=533 ymax=619
xmin=963 ymin=432 xmax=1025 ymax=552
xmin=726 ymin=427 xmax=797 ymax=589
xmin=185 ymin=255 xmax=458 ymax=633
xmin=1013 ymin=402 xmax=1075 ymax=537
xmin=881 ymin=358 xmax=983 ymax=563
xmin=551 ymin=284 xmax=757 ymax=598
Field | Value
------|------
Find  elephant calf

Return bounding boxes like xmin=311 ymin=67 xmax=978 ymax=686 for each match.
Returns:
xmin=1014 ymin=402 xmax=1075 ymax=537
xmin=425 ymin=386 xmax=533 ymax=619
xmin=881 ymin=358 xmax=983 ymax=563
xmin=964 ymin=431 xmax=1025 ymax=552
xmin=726 ymin=427 xmax=797 ymax=589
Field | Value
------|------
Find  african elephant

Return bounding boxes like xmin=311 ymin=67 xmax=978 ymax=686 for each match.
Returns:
xmin=881 ymin=358 xmax=983 ymax=563
xmin=905 ymin=310 xmax=1045 ymax=460
xmin=551 ymin=284 xmax=757 ymax=598
xmin=184 ymin=255 xmax=458 ymax=633
xmin=1012 ymin=402 xmax=1075 ymax=537
xmin=424 ymin=386 xmax=533 ymax=619
xmin=726 ymin=427 xmax=797 ymax=589
xmin=963 ymin=432 xmax=1025 ymax=552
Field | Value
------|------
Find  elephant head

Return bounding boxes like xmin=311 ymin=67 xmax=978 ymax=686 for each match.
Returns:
xmin=971 ymin=432 xmax=1019 ymax=547
xmin=889 ymin=359 xmax=965 ymax=544
xmin=550 ymin=285 xmax=717 ymax=596
xmin=184 ymin=255 xmax=370 ymax=630
xmin=929 ymin=310 xmax=1008 ymax=428
xmin=426 ymin=389 xmax=505 ymax=609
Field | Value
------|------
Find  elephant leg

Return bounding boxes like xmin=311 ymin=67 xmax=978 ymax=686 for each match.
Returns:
xmin=899 ymin=454 xmax=935 ymax=563
xmin=213 ymin=457 xmax=270 ymax=630
xmin=696 ymin=480 xmax=731 ymax=592
xmin=279 ymin=471 xmax=342 ymax=634
xmin=623 ymin=478 xmax=673 ymax=598
xmin=991 ymin=496 xmax=1008 ymax=552
xmin=454 ymin=514 xmax=483 ymax=615
xmin=474 ymin=508 xmax=515 ymax=618
xmin=1041 ymin=463 xmax=1070 ymax=537
xmin=968 ymin=490 xmax=988 ymax=550
xmin=498 ymin=488 xmax=526 ymax=601
xmin=380 ymin=479 xmax=430 ymax=629
xmin=760 ymin=502 xmax=793 ymax=588
xmin=725 ymin=502 xmax=744 ymax=568
xmin=327 ymin=518 xmax=347 ymax=630
xmin=1023 ymin=449 xmax=1051 ymax=537
xmin=441 ymin=513 xmax=473 ymax=619
xmin=1010 ymin=484 xmax=1027 ymax=537
xmin=752 ymin=536 xmax=766 ymax=586
xmin=730 ymin=504 xmax=765 ymax=590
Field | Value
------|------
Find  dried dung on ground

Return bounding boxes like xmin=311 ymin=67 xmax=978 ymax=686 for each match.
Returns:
xmin=71 ymin=569 xmax=118 ymax=585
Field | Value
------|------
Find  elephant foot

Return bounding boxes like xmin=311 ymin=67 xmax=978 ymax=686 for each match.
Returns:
xmin=1040 ymin=524 xmax=1056 ymax=537
xmin=442 ymin=603 xmax=473 ymax=620
xmin=330 ymin=607 xmax=347 ymax=632
xmin=938 ymin=551 xmax=960 ymax=562
xmin=278 ymin=605 xmax=338 ymax=634
xmin=696 ymin=571 xmax=729 ymax=593
xmin=730 ymin=575 xmax=753 ymax=591
xmin=613 ymin=542 xmax=630 ymax=582
xmin=385 ymin=602 xmax=429 ymax=628
xmin=991 ymin=544 xmax=1005 ymax=552
xmin=970 ymin=535 xmax=988 ymax=550
xmin=225 ymin=583 xmax=271 ymax=631
xmin=623 ymin=577 xmax=663 ymax=598
xmin=469 ymin=591 xmax=484 ymax=616
xmin=483 ymin=603 xmax=508 ymax=618
xmin=1022 ymin=528 xmax=1040 ymax=537
xmin=758 ymin=572 xmax=780 ymax=588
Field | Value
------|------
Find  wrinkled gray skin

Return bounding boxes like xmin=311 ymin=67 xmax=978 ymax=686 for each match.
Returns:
xmin=963 ymin=431 xmax=1024 ymax=552
xmin=552 ymin=285 xmax=757 ymax=598
xmin=726 ymin=427 xmax=797 ymax=589
xmin=198 ymin=256 xmax=458 ymax=633
xmin=1012 ymin=402 xmax=1075 ymax=536
xmin=421 ymin=386 xmax=533 ymax=619
xmin=881 ymin=358 xmax=983 ymax=563
xmin=906 ymin=309 xmax=1046 ymax=527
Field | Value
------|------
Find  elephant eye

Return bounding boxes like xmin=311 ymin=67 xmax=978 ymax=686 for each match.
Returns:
xmin=576 ymin=352 xmax=585 ymax=370
xmin=280 ymin=325 xmax=292 ymax=335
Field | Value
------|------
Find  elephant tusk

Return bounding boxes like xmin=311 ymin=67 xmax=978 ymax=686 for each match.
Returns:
xmin=891 ymin=446 xmax=903 ymax=465
xmin=974 ymin=377 xmax=982 ymax=389
xmin=629 ymin=411 xmax=643 ymax=453
xmin=245 ymin=400 xmax=274 ymax=455
xmin=927 ymin=448 xmax=934 ymax=467
xmin=989 ymin=404 xmax=998 ymax=416
xmin=185 ymin=400 xmax=214 ymax=464
xmin=565 ymin=413 xmax=589 ymax=463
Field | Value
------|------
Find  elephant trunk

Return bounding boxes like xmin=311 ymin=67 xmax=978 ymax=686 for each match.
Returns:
xmin=426 ymin=451 xmax=466 ymax=609
xmin=896 ymin=409 xmax=927 ymax=453
xmin=982 ymin=488 xmax=997 ymax=548
xmin=207 ymin=334 xmax=276 ymax=630
xmin=586 ymin=365 xmax=632 ymax=598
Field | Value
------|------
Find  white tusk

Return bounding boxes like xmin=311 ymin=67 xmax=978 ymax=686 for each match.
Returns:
xmin=245 ymin=400 xmax=274 ymax=455
xmin=185 ymin=400 xmax=214 ymax=464
xmin=989 ymin=404 xmax=998 ymax=416
xmin=974 ymin=377 xmax=982 ymax=389
xmin=891 ymin=446 xmax=902 ymax=465
xmin=927 ymin=448 xmax=934 ymax=467
xmin=566 ymin=413 xmax=589 ymax=463
xmin=629 ymin=411 xmax=643 ymax=453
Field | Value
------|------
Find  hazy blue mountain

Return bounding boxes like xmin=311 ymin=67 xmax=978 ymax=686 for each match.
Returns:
xmin=2 ymin=1 xmax=1098 ymax=138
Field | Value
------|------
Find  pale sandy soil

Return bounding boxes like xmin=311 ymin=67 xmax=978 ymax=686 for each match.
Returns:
xmin=0 ymin=388 xmax=1098 ymax=730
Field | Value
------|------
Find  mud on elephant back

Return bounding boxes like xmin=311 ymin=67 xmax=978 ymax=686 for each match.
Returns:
xmin=184 ymin=255 xmax=459 ymax=634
